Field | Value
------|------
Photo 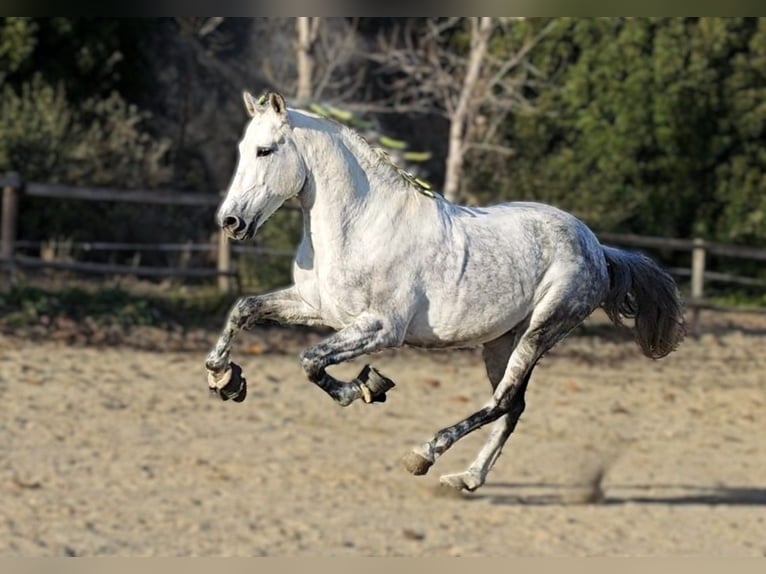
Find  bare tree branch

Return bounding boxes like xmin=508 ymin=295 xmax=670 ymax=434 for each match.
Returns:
xmin=485 ymin=19 xmax=557 ymax=90
xmin=366 ymin=17 xmax=550 ymax=203
xmin=465 ymin=142 xmax=516 ymax=156
xmin=442 ymin=17 xmax=492 ymax=201
xmin=198 ymin=17 xmax=224 ymax=37
xmin=313 ymin=19 xmax=363 ymax=101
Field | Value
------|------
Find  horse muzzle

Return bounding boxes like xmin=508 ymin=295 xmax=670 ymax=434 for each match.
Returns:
xmin=220 ymin=214 xmax=258 ymax=240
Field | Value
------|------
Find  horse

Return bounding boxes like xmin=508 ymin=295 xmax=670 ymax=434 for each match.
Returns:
xmin=204 ymin=91 xmax=685 ymax=492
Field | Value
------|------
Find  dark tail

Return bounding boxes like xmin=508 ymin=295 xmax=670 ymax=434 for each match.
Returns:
xmin=601 ymin=245 xmax=686 ymax=359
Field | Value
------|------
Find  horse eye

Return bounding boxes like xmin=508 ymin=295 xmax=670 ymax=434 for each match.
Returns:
xmin=256 ymin=146 xmax=274 ymax=157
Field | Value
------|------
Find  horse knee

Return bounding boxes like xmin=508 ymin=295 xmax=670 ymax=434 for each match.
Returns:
xmin=231 ymin=296 xmax=261 ymax=329
xmin=299 ymin=348 xmax=323 ymax=379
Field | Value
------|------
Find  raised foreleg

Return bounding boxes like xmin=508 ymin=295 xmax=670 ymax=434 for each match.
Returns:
xmin=299 ymin=314 xmax=401 ymax=406
xmin=205 ymin=286 xmax=323 ymax=400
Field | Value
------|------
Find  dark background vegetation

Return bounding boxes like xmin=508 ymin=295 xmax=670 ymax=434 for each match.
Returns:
xmin=1 ymin=17 xmax=764 ymax=331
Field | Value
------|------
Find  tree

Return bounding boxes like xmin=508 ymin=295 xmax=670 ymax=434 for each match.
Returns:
xmin=493 ymin=17 xmax=766 ymax=249
xmin=370 ymin=17 xmax=552 ymax=203
xmin=294 ymin=17 xmax=320 ymax=105
xmin=443 ymin=17 xmax=492 ymax=203
xmin=711 ymin=18 xmax=766 ymax=245
xmin=254 ymin=17 xmax=365 ymax=105
xmin=0 ymin=17 xmax=171 ymax=191
xmin=0 ymin=17 xmax=173 ymax=247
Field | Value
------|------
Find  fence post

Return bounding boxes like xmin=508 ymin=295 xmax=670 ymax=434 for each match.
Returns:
xmin=690 ymin=237 xmax=706 ymax=337
xmin=1 ymin=172 xmax=21 ymax=290
xmin=216 ymin=231 xmax=232 ymax=293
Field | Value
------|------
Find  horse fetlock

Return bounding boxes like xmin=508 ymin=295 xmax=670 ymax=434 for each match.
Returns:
xmin=309 ymin=372 xmax=358 ymax=407
xmin=205 ymin=350 xmax=229 ymax=374
xmin=355 ymin=364 xmax=395 ymax=404
xmin=334 ymin=392 xmax=356 ymax=408
xmin=207 ymin=364 xmax=231 ymax=390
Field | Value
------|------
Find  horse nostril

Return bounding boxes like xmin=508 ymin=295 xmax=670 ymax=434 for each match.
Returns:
xmin=222 ymin=215 xmax=244 ymax=231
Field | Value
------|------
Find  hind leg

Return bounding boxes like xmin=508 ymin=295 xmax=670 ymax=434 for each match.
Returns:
xmin=439 ymin=329 xmax=532 ymax=490
xmin=403 ymin=284 xmax=597 ymax=486
xmin=439 ymin=373 xmax=531 ymax=490
xmin=402 ymin=326 xmax=544 ymax=478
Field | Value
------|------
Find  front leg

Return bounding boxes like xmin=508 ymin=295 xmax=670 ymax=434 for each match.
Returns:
xmin=205 ymin=286 xmax=323 ymax=398
xmin=299 ymin=315 xmax=400 ymax=406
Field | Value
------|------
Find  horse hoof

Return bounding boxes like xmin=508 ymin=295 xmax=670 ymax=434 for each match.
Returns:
xmin=207 ymin=364 xmax=231 ymax=391
xmin=356 ymin=365 xmax=395 ymax=404
xmin=439 ymin=471 xmax=482 ymax=492
xmin=217 ymin=362 xmax=247 ymax=403
xmin=229 ymin=378 xmax=247 ymax=402
xmin=402 ymin=451 xmax=433 ymax=476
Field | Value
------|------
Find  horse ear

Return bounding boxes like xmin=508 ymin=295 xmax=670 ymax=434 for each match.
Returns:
xmin=269 ymin=92 xmax=287 ymax=119
xmin=243 ymin=91 xmax=259 ymax=117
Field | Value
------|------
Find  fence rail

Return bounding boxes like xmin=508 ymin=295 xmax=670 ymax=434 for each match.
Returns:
xmin=14 ymin=239 xmax=296 ymax=257
xmin=598 ymin=232 xmax=766 ymax=262
xmin=597 ymin=231 xmax=766 ymax=333
xmin=0 ymin=173 xmax=221 ymax=207
xmin=1 ymin=172 xmax=238 ymax=292
xmin=2 ymin=173 xmax=765 ymax=333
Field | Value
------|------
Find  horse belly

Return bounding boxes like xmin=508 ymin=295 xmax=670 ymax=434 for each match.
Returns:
xmin=405 ymin=290 xmax=534 ymax=348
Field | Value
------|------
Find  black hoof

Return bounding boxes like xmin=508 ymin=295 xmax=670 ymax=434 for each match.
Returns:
xmin=356 ymin=364 xmax=395 ymax=404
xmin=218 ymin=362 xmax=247 ymax=403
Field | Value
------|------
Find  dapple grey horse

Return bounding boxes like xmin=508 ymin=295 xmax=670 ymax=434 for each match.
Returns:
xmin=205 ymin=92 xmax=684 ymax=491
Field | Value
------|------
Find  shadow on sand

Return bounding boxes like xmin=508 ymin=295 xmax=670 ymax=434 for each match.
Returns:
xmin=457 ymin=482 xmax=766 ymax=506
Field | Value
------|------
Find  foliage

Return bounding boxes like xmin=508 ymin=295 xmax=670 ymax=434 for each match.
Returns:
xmin=0 ymin=74 xmax=174 ymax=244
xmin=1 ymin=17 xmax=764 ymax=300
xmin=0 ymin=18 xmax=176 ymax=247
xmin=0 ymin=17 xmax=37 ymax=82
xmin=1 ymin=18 xmax=156 ymax=101
xmin=0 ymin=18 xmax=172 ymax=191
xmin=705 ymin=288 xmax=766 ymax=309
xmin=474 ymin=17 xmax=766 ymax=250
xmin=0 ymin=75 xmax=171 ymax=188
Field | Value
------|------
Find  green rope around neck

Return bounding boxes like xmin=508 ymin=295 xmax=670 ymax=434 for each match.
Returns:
xmin=372 ymin=148 xmax=437 ymax=199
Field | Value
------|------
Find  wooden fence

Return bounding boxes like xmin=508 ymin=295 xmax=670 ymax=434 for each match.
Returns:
xmin=597 ymin=232 xmax=766 ymax=334
xmin=0 ymin=172 xmax=240 ymax=293
xmin=2 ymin=172 xmax=765 ymax=332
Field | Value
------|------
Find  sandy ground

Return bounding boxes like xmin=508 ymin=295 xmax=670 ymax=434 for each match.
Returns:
xmin=0 ymin=310 xmax=765 ymax=556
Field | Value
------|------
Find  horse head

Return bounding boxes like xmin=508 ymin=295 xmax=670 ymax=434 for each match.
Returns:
xmin=217 ymin=91 xmax=306 ymax=240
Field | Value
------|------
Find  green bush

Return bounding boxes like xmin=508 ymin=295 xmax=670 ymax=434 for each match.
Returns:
xmin=0 ymin=74 xmax=171 ymax=188
xmin=0 ymin=74 xmax=178 ymax=251
xmin=472 ymin=18 xmax=766 ymax=252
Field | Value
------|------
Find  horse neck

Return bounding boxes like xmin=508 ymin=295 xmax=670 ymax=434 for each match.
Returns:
xmin=292 ymin=118 xmax=426 ymax=247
